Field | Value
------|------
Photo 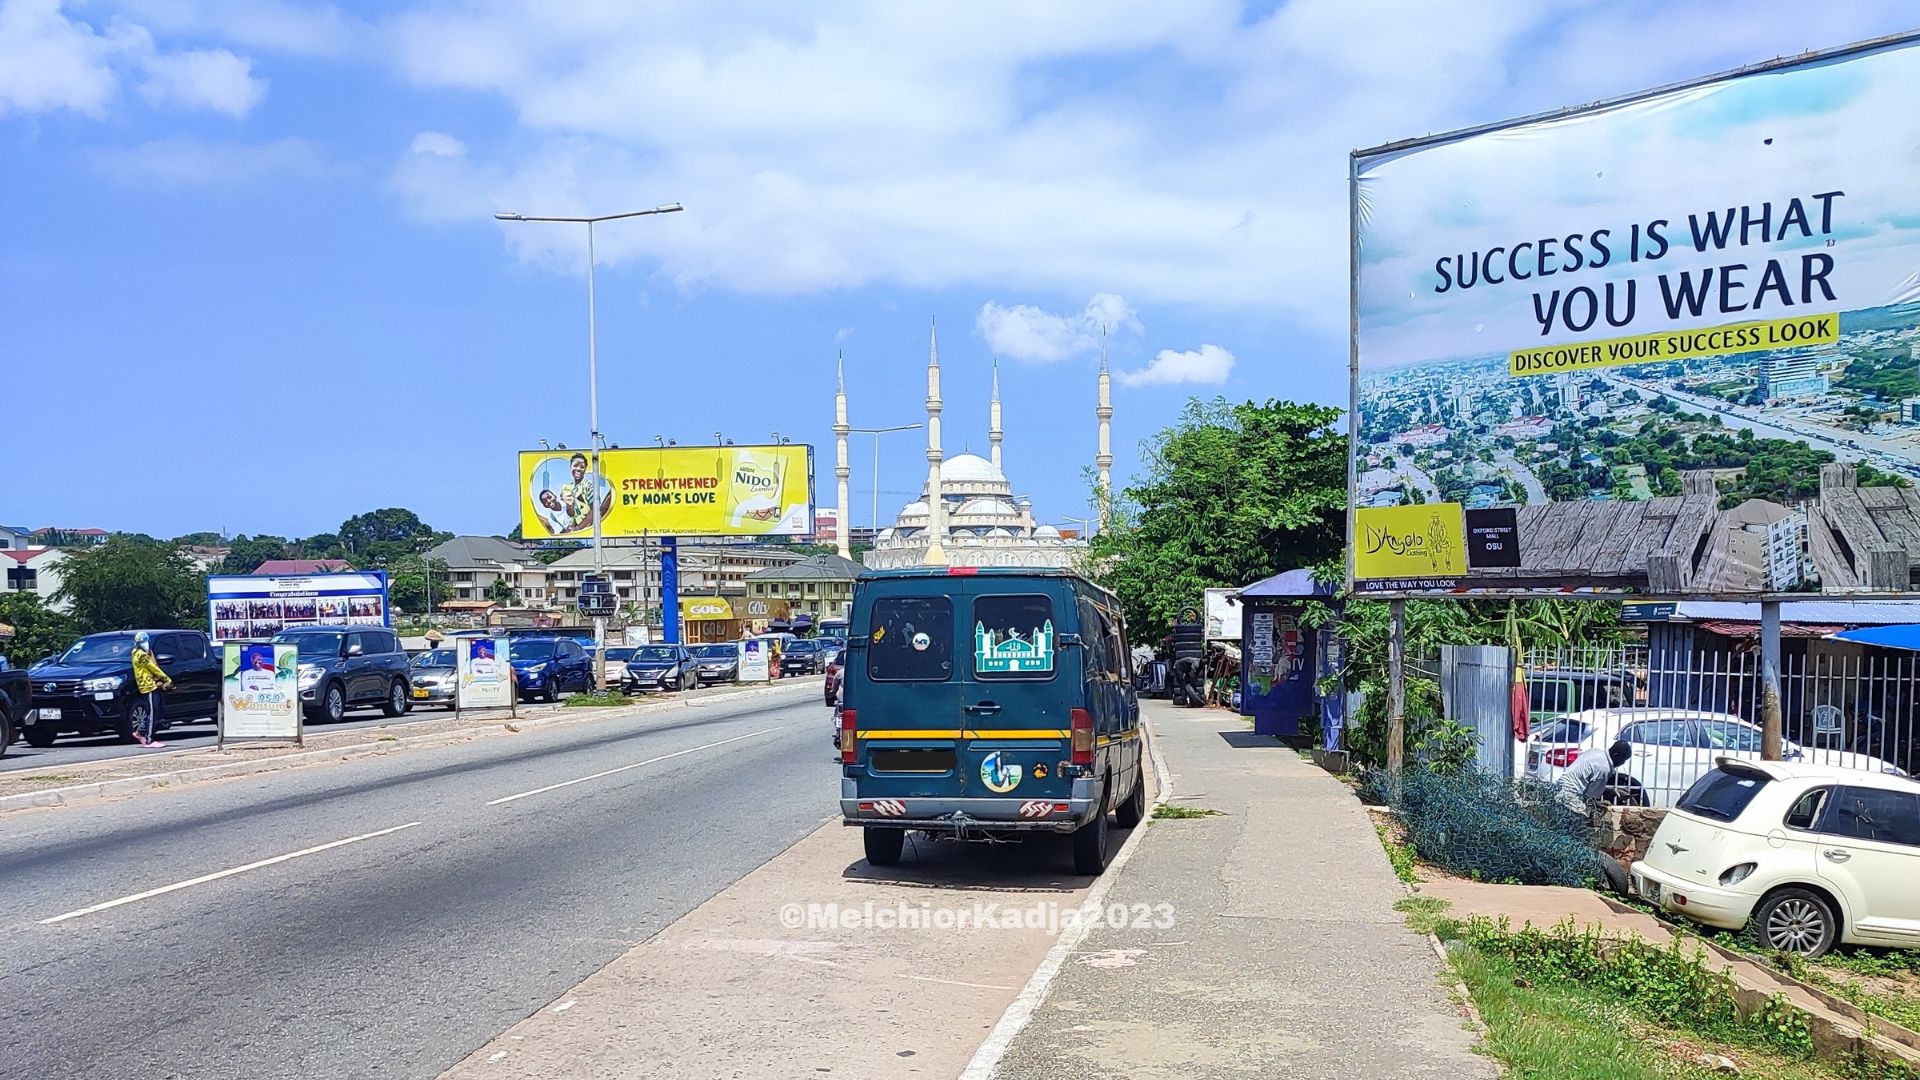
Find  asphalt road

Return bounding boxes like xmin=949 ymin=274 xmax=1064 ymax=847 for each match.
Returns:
xmin=0 ymin=681 xmax=834 ymax=1080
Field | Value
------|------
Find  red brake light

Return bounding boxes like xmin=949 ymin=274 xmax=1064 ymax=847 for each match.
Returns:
xmin=840 ymin=708 xmax=857 ymax=764
xmin=1070 ymin=707 xmax=1094 ymax=766
xmin=947 ymin=566 xmax=979 ymax=576
xmin=1547 ymin=746 xmax=1581 ymax=769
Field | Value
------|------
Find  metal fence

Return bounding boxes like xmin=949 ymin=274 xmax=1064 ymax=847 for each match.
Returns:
xmin=1518 ymin=642 xmax=1918 ymax=806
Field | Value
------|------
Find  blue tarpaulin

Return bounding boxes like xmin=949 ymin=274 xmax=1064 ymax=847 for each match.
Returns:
xmin=1831 ymin=624 xmax=1920 ymax=652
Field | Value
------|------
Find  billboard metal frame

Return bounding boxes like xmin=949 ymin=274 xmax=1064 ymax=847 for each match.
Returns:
xmin=1345 ymin=29 xmax=1920 ymax=602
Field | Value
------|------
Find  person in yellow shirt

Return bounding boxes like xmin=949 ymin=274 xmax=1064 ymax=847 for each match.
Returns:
xmin=130 ymin=631 xmax=174 ymax=747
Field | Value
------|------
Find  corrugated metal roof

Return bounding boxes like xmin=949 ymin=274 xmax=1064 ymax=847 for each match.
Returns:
xmin=1674 ymin=600 xmax=1920 ymax=626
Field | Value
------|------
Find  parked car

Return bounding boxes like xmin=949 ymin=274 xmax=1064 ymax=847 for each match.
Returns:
xmin=0 ymin=662 xmax=27 ymax=756
xmin=603 ymin=646 xmax=637 ymax=666
xmin=822 ymin=647 xmax=844 ymax=706
xmin=688 ymin=643 xmax=740 ymax=685
xmin=840 ymin=567 xmax=1145 ymax=874
xmin=780 ymin=638 xmax=827 ymax=677
xmin=509 ymin=636 xmax=593 ymax=702
xmin=22 ymin=630 xmax=221 ymax=746
xmin=408 ymin=648 xmax=458 ymax=709
xmin=1527 ymin=707 xmax=1904 ymax=808
xmin=623 ymin=645 xmax=696 ymax=693
xmin=1633 ymin=760 xmax=1920 ymax=956
xmin=1528 ymin=668 xmax=1637 ymax=723
xmin=277 ymin=626 xmax=413 ymax=723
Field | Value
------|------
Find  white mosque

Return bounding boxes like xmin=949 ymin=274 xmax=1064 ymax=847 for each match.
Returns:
xmin=833 ymin=323 xmax=1114 ymax=571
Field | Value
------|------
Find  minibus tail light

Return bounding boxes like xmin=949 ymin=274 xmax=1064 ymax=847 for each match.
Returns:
xmin=840 ymin=709 xmax=857 ymax=764
xmin=1071 ymin=708 xmax=1094 ymax=766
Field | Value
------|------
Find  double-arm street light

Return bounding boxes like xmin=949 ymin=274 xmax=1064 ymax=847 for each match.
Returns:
xmin=494 ymin=203 xmax=683 ymax=688
xmin=849 ymin=423 xmax=923 ymax=532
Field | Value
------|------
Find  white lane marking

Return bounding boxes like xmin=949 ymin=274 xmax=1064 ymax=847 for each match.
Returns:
xmin=958 ymin=721 xmax=1168 ymax=1080
xmin=485 ymin=727 xmax=783 ymax=806
xmin=40 ymin=821 xmax=424 ymax=925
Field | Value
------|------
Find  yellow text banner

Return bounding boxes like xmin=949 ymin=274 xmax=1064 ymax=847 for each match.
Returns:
xmin=1508 ymin=313 xmax=1839 ymax=378
xmin=1353 ymin=502 xmax=1468 ymax=581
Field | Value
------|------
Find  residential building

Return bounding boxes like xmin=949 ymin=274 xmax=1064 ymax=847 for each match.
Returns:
xmin=426 ymin=536 xmax=549 ymax=609
xmin=179 ymin=545 xmax=230 ymax=573
xmin=745 ymin=553 xmax=863 ymax=624
xmin=252 ymin=558 xmax=354 ymax=576
xmin=32 ymin=527 xmax=107 ymax=546
xmin=2 ymin=548 xmax=71 ymax=611
xmin=0 ymin=525 xmax=31 ymax=551
xmin=547 ymin=542 xmax=805 ymax=617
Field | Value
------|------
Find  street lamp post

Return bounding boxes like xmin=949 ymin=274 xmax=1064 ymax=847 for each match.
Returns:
xmin=494 ymin=203 xmax=683 ymax=689
xmin=849 ymin=423 xmax=922 ymax=535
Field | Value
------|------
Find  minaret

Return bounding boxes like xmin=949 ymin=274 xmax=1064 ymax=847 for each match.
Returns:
xmin=833 ymin=351 xmax=852 ymax=560
xmin=1096 ymin=333 xmax=1114 ymax=529
xmin=922 ymin=320 xmax=948 ymax=565
xmin=988 ymin=358 xmax=1003 ymax=473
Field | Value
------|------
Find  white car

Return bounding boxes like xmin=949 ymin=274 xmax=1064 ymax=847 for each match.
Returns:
xmin=1634 ymin=759 xmax=1920 ymax=955
xmin=1525 ymin=707 xmax=1902 ymax=808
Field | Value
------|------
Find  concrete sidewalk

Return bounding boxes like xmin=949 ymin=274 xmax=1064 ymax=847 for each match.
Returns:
xmin=988 ymin=705 xmax=1494 ymax=1079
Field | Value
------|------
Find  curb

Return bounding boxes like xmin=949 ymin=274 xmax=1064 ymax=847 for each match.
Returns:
xmin=0 ymin=680 xmax=811 ymax=815
xmin=958 ymin=718 xmax=1170 ymax=1080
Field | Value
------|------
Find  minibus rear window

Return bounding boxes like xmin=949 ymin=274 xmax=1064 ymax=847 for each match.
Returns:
xmin=973 ymin=594 xmax=1056 ymax=680
xmin=1676 ymin=767 xmax=1770 ymax=822
xmin=866 ymin=596 xmax=953 ymax=682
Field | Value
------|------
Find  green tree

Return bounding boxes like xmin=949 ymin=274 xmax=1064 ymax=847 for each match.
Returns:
xmin=170 ymin=531 xmax=226 ymax=546
xmin=389 ymin=557 xmax=449 ymax=614
xmin=217 ymin=534 xmax=292 ymax=574
xmin=338 ymin=509 xmax=445 ymax=568
xmin=486 ymin=579 xmax=516 ymax=605
xmin=1086 ymin=398 xmax=1346 ymax=643
xmin=0 ymin=593 xmax=81 ymax=665
xmin=55 ymin=535 xmax=203 ymax=633
xmin=295 ymin=532 xmax=347 ymax=561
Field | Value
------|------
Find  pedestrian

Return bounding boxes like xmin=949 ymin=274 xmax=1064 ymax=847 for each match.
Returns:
xmin=769 ymin=639 xmax=782 ymax=680
xmin=130 ymin=631 xmax=174 ymax=747
xmin=1556 ymin=738 xmax=1633 ymax=892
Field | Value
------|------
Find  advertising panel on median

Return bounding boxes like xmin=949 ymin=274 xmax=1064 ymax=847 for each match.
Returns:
xmin=456 ymin=636 xmax=512 ymax=710
xmin=208 ymin=571 xmax=391 ymax=642
xmin=221 ymin=642 xmax=301 ymax=742
xmin=518 ymin=445 xmax=814 ymax=540
xmin=1350 ymin=33 xmax=1920 ymax=598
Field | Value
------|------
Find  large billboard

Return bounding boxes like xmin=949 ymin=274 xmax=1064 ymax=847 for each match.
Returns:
xmin=208 ymin=572 xmax=390 ymax=642
xmin=1351 ymin=33 xmax=1920 ymax=598
xmin=518 ymin=445 xmax=813 ymax=540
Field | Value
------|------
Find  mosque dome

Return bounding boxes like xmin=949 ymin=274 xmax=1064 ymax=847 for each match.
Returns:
xmin=942 ymin=453 xmax=1005 ymax=485
xmin=897 ymin=500 xmax=929 ymax=520
xmin=956 ymin=497 xmax=1020 ymax=518
xmin=1033 ymin=525 xmax=1062 ymax=539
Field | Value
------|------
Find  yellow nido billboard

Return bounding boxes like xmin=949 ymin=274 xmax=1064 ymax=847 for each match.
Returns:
xmin=519 ymin=445 xmax=813 ymax=539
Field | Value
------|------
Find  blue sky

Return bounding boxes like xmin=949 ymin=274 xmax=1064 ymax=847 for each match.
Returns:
xmin=3 ymin=0 xmax=1914 ymax=540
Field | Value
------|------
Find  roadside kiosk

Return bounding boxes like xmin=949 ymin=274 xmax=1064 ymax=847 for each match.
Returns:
xmin=1233 ymin=569 xmax=1336 ymax=738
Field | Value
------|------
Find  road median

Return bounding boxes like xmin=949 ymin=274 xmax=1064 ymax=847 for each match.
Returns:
xmin=0 ymin=678 xmax=819 ymax=815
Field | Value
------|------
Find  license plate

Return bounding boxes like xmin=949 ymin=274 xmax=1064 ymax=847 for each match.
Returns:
xmin=412 ymin=688 xmax=430 ymax=699
xmin=36 ymin=707 xmax=61 ymax=721
xmin=1641 ymin=880 xmax=1662 ymax=903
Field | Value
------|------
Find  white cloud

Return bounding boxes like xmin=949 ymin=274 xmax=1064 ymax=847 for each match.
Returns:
xmin=975 ymin=293 xmax=1141 ymax=363
xmin=138 ymin=45 xmax=264 ymax=116
xmin=88 ymin=136 xmax=331 ymax=186
xmin=1118 ymin=344 xmax=1235 ymax=387
xmin=408 ymin=130 xmax=465 ymax=157
xmin=0 ymin=0 xmax=268 ymax=117
xmin=112 ymin=0 xmax=362 ymax=57
xmin=370 ymin=1 xmax=1919 ymax=321
xmin=0 ymin=0 xmax=121 ymax=115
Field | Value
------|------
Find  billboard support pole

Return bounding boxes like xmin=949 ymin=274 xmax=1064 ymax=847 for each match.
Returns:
xmin=662 ymin=537 xmax=680 ymax=645
xmin=1387 ymin=599 xmax=1406 ymax=778
xmin=1760 ymin=600 xmax=1783 ymax=760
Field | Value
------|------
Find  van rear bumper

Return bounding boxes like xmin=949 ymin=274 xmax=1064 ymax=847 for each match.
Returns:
xmin=841 ymin=780 xmax=1099 ymax=835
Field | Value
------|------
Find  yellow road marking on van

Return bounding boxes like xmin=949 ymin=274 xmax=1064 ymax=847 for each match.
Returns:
xmin=857 ymin=729 xmax=1069 ymax=740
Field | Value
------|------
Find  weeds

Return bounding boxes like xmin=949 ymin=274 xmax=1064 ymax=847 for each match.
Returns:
xmin=564 ymin=691 xmax=627 ymax=708
xmin=18 ymin=774 xmax=81 ymax=783
xmin=1394 ymin=895 xmax=1461 ymax=940
xmin=1151 ymin=804 xmax=1223 ymax=820
xmin=1376 ymin=821 xmax=1419 ymax=884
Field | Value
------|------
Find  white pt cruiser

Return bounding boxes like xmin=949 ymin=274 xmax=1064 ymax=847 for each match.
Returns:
xmin=1634 ymin=758 xmax=1920 ymax=957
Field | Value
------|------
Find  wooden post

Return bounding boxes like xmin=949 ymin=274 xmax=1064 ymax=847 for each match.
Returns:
xmin=1387 ymin=599 xmax=1406 ymax=778
xmin=1761 ymin=600 xmax=1783 ymax=760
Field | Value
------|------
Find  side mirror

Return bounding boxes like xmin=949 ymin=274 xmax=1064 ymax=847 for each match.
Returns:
xmin=347 ymin=643 xmax=364 ymax=657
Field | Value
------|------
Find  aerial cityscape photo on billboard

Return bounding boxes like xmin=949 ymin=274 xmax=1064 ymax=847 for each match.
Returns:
xmin=1351 ymin=33 xmax=1920 ymax=598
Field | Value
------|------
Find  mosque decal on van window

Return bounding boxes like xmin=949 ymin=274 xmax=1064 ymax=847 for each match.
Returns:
xmin=974 ymin=620 xmax=1055 ymax=674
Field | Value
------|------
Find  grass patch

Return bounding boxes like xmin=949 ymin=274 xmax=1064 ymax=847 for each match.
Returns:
xmin=1377 ymin=821 xmax=1419 ymax=884
xmin=17 ymin=774 xmax=82 ymax=783
xmin=1395 ymin=895 xmax=1462 ymax=941
xmin=1151 ymin=803 xmax=1223 ymax=820
xmin=563 ymin=691 xmax=627 ymax=708
xmin=1454 ymin=948 xmax=1839 ymax=1079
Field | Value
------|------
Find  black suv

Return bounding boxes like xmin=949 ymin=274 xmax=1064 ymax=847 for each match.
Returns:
xmin=274 ymin=625 xmax=413 ymax=723
xmin=779 ymin=638 xmax=826 ymax=676
xmin=23 ymin=630 xmax=221 ymax=746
